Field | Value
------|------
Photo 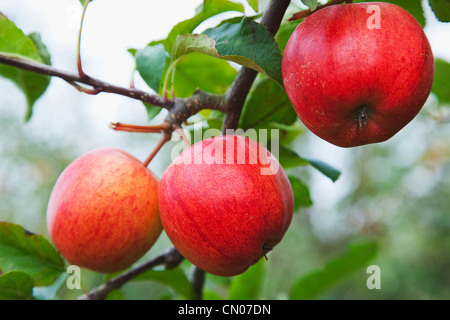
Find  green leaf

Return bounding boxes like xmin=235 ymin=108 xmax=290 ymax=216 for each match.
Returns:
xmin=290 ymin=240 xmax=379 ymax=300
xmin=304 ymin=157 xmax=341 ymax=183
xmin=79 ymin=0 xmax=96 ymax=5
xmin=275 ymin=2 xmax=303 ymax=53
xmin=135 ymin=44 xmax=170 ymax=94
xmin=276 ymin=145 xmax=310 ymax=169
xmin=265 ymin=121 xmax=304 ymax=145
xmin=174 ymin=52 xmax=237 ymax=98
xmin=247 ymin=0 xmax=259 ymax=12
xmin=275 ymin=19 xmax=301 ymax=54
xmin=202 ymin=17 xmax=283 ymax=85
xmin=301 ymin=0 xmax=319 ymax=11
xmin=274 ymin=145 xmax=341 ymax=182
xmin=135 ymin=267 xmax=194 ymax=299
xmin=172 ymin=22 xmax=283 ymax=86
xmin=239 ymin=78 xmax=297 ymax=130
xmin=143 ymin=103 xmax=163 ymax=120
xmin=163 ymin=0 xmax=245 ymax=53
xmin=227 ymin=258 xmax=266 ymax=300
xmin=0 ymin=271 xmax=34 ymax=300
xmin=203 ymin=290 xmax=224 ymax=300
xmin=105 ymin=289 xmax=126 ymax=300
xmin=239 ymin=77 xmax=304 ymax=145
xmin=288 ymin=176 xmax=313 ymax=211
xmin=28 ymin=32 xmax=51 ymax=66
xmin=432 ymin=58 xmax=450 ymax=104
xmin=429 ymin=0 xmax=450 ymax=22
xmin=172 ymin=33 xmax=217 ymax=59
xmin=133 ymin=44 xmax=171 ymax=119
xmin=32 ymin=273 xmax=67 ymax=300
xmin=0 ymin=222 xmax=65 ymax=287
xmin=197 ymin=109 xmax=225 ymax=132
xmin=0 ymin=15 xmax=51 ymax=120
xmin=357 ymin=0 xmax=425 ymax=27
xmin=213 ymin=12 xmax=264 ymax=27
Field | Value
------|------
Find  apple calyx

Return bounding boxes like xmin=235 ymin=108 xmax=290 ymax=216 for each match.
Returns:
xmin=355 ymin=105 xmax=371 ymax=129
xmin=262 ymin=243 xmax=273 ymax=261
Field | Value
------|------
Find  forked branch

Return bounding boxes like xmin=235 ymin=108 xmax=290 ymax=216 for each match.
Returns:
xmin=77 ymin=247 xmax=184 ymax=300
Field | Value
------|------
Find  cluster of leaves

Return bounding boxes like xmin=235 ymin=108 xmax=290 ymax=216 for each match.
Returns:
xmin=0 ymin=223 xmax=64 ymax=299
xmin=0 ymin=0 xmax=449 ymax=300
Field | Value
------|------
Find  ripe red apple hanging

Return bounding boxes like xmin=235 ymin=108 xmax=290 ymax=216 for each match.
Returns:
xmin=282 ymin=2 xmax=435 ymax=147
xmin=158 ymin=135 xmax=294 ymax=277
xmin=47 ymin=148 xmax=162 ymax=274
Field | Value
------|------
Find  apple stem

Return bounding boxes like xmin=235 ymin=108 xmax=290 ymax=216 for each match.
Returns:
xmin=355 ymin=105 xmax=370 ymax=129
xmin=142 ymin=131 xmax=172 ymax=167
xmin=262 ymin=243 xmax=273 ymax=261
xmin=175 ymin=126 xmax=191 ymax=147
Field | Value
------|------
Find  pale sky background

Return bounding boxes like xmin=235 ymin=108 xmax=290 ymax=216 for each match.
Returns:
xmin=0 ymin=0 xmax=449 ymax=239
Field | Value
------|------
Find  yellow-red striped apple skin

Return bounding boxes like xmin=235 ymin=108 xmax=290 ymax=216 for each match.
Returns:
xmin=47 ymin=148 xmax=162 ymax=273
xmin=159 ymin=135 xmax=294 ymax=277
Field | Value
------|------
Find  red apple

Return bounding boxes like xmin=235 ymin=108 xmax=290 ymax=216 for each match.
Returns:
xmin=158 ymin=135 xmax=294 ymax=277
xmin=46 ymin=148 xmax=162 ymax=273
xmin=282 ymin=2 xmax=434 ymax=147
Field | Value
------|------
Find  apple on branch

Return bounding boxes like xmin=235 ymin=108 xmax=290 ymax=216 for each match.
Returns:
xmin=282 ymin=2 xmax=435 ymax=147
xmin=46 ymin=148 xmax=163 ymax=274
xmin=158 ymin=135 xmax=294 ymax=277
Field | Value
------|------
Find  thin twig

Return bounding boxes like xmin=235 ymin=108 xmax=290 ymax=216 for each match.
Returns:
xmin=174 ymin=126 xmax=191 ymax=147
xmin=0 ymin=55 xmax=172 ymax=109
xmin=77 ymin=247 xmax=184 ymax=300
xmin=110 ymin=122 xmax=170 ymax=133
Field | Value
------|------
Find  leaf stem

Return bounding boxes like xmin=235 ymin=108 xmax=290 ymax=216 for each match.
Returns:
xmin=174 ymin=126 xmax=191 ymax=147
xmin=77 ymin=247 xmax=184 ymax=300
xmin=162 ymin=56 xmax=183 ymax=101
xmin=77 ymin=0 xmax=93 ymax=78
